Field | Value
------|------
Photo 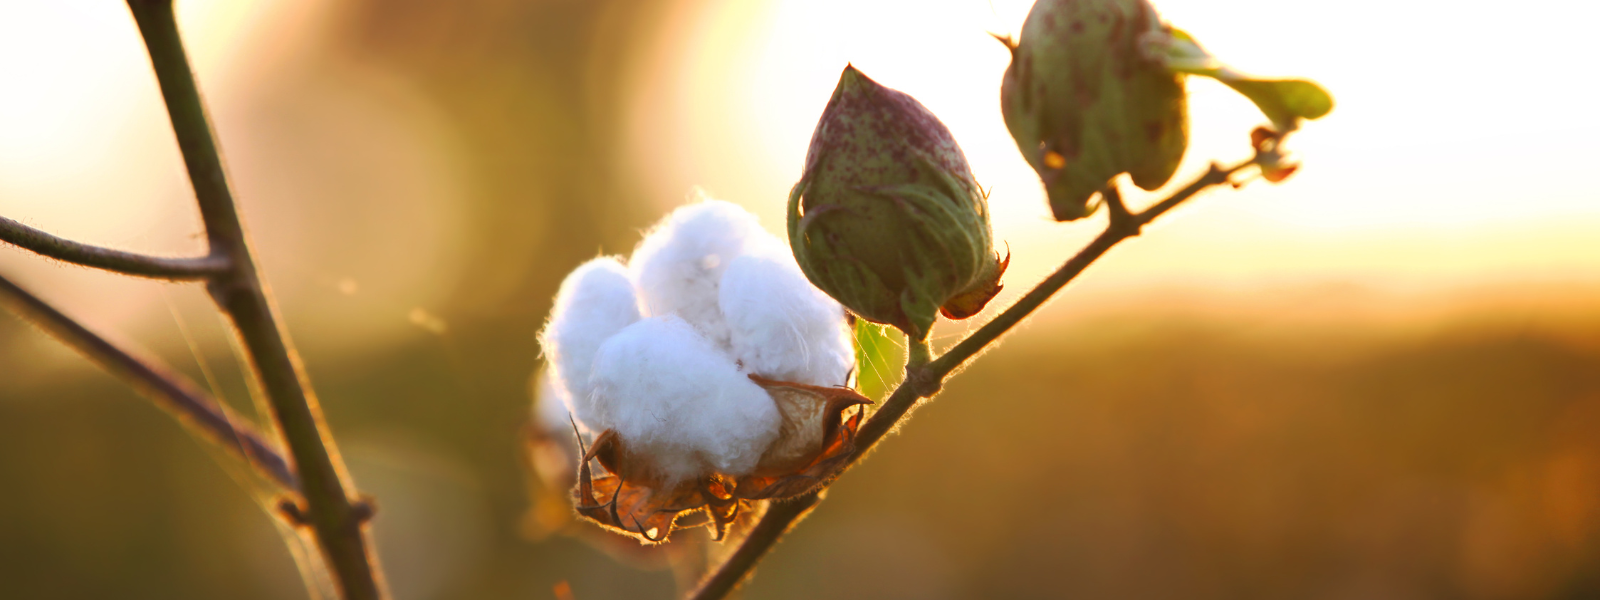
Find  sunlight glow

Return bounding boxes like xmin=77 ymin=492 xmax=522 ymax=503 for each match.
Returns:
xmin=0 ymin=0 xmax=469 ymax=351
xmin=624 ymin=0 xmax=1600 ymax=295
xmin=0 ymin=0 xmax=300 ymax=253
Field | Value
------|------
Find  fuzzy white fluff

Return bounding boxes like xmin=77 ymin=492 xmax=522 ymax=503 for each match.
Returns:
xmin=532 ymin=367 xmax=575 ymax=433
xmin=538 ymin=257 xmax=642 ymax=425
xmin=537 ymin=199 xmax=857 ymax=482
xmin=628 ymin=200 xmax=768 ymax=349
xmin=719 ymin=250 xmax=853 ymax=387
xmin=588 ymin=316 xmax=781 ymax=482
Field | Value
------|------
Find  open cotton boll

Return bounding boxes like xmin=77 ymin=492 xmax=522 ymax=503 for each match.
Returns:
xmin=720 ymin=251 xmax=854 ymax=387
xmin=532 ymin=367 xmax=576 ymax=433
xmin=588 ymin=315 xmax=781 ymax=484
xmin=628 ymin=199 xmax=767 ymax=349
xmin=537 ymin=257 xmax=642 ymax=426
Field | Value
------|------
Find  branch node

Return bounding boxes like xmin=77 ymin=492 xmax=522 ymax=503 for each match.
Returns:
xmin=351 ymin=496 xmax=379 ymax=524
xmin=903 ymin=366 xmax=943 ymax=398
xmin=0 ymin=216 xmax=231 ymax=280
xmin=278 ymin=498 xmax=310 ymax=526
xmin=1102 ymin=186 xmax=1140 ymax=237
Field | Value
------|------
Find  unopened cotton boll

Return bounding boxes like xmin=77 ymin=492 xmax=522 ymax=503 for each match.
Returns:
xmin=720 ymin=251 xmax=854 ymax=387
xmin=628 ymin=200 xmax=767 ymax=349
xmin=537 ymin=257 xmax=642 ymax=426
xmin=588 ymin=315 xmax=781 ymax=484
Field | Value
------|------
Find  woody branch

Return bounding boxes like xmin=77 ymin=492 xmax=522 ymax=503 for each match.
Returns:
xmin=0 ymin=2 xmax=390 ymax=598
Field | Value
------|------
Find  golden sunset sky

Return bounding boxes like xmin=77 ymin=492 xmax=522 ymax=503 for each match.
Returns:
xmin=624 ymin=0 xmax=1600 ymax=292
xmin=2 ymin=0 xmax=1595 ymax=339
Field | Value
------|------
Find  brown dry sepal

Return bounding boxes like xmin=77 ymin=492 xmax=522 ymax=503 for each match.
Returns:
xmin=572 ymin=378 xmax=871 ymax=544
xmin=1249 ymin=126 xmax=1279 ymax=152
xmin=519 ymin=421 xmax=689 ymax=568
xmin=939 ymin=249 xmax=1010 ymax=320
xmin=1248 ymin=126 xmax=1300 ymax=183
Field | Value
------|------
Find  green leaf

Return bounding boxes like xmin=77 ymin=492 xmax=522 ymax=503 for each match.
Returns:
xmin=1218 ymin=79 xmax=1333 ymax=131
xmin=852 ymin=320 xmax=904 ymax=402
xmin=1150 ymin=28 xmax=1333 ymax=131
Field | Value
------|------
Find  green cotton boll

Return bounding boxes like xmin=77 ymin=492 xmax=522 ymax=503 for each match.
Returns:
xmin=1001 ymin=0 xmax=1188 ymax=221
xmin=789 ymin=66 xmax=1006 ymax=342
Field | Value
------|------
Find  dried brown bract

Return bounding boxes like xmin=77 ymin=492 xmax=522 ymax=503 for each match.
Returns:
xmin=574 ymin=377 xmax=871 ymax=543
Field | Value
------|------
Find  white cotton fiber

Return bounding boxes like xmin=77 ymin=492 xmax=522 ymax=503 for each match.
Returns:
xmin=719 ymin=250 xmax=855 ymax=387
xmin=532 ymin=367 xmax=575 ymax=433
xmin=628 ymin=200 xmax=767 ymax=350
xmin=588 ymin=316 xmax=781 ymax=483
xmin=537 ymin=257 xmax=642 ymax=427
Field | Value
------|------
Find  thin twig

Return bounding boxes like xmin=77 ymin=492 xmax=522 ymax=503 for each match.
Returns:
xmin=0 ymin=273 xmax=298 ymax=491
xmin=687 ymin=493 xmax=820 ymax=600
xmin=0 ymin=215 xmax=230 ymax=279
xmin=688 ymin=159 xmax=1256 ymax=600
xmin=928 ymin=161 xmax=1246 ymax=376
xmin=123 ymin=1 xmax=387 ymax=598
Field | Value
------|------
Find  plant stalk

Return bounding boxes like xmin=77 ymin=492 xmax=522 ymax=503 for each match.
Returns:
xmin=0 ymin=216 xmax=229 ymax=280
xmin=123 ymin=1 xmax=387 ymax=598
xmin=0 ymin=273 xmax=298 ymax=491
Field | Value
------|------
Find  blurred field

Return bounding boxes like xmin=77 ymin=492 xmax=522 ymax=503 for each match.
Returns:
xmin=2 ymin=0 xmax=1598 ymax=599
xmin=6 ymin=287 xmax=1600 ymax=599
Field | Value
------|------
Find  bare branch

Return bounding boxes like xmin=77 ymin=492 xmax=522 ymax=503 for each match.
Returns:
xmin=124 ymin=1 xmax=387 ymax=597
xmin=688 ymin=493 xmax=820 ymax=600
xmin=0 ymin=273 xmax=298 ymax=491
xmin=929 ymin=160 xmax=1251 ymax=377
xmin=0 ymin=216 xmax=229 ymax=280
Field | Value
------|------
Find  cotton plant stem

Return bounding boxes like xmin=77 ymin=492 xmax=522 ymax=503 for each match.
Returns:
xmin=927 ymin=160 xmax=1245 ymax=376
xmin=687 ymin=492 xmax=821 ymax=600
xmin=123 ymin=2 xmax=387 ymax=598
xmin=905 ymin=337 xmax=933 ymax=369
xmin=0 ymin=273 xmax=299 ymax=491
xmin=0 ymin=216 xmax=230 ymax=280
xmin=688 ymin=159 xmax=1255 ymax=600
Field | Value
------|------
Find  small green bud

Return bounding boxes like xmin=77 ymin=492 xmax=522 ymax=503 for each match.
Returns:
xmin=788 ymin=66 xmax=1006 ymax=342
xmin=1000 ymin=0 xmax=1188 ymax=221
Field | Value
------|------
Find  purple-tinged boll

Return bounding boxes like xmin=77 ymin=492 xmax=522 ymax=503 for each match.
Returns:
xmin=788 ymin=66 xmax=1006 ymax=342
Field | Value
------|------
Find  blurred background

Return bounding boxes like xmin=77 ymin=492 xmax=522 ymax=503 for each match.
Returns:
xmin=2 ymin=0 xmax=1599 ymax=598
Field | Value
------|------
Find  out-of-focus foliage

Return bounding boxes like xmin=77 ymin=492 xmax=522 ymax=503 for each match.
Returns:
xmin=8 ymin=290 xmax=1600 ymax=599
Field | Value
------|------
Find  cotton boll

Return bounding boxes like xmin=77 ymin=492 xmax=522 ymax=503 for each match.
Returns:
xmin=532 ymin=367 xmax=576 ymax=434
xmin=538 ymin=257 xmax=642 ymax=427
xmin=739 ymin=222 xmax=790 ymax=258
xmin=588 ymin=316 xmax=781 ymax=484
xmin=628 ymin=199 xmax=766 ymax=349
xmin=529 ymin=367 xmax=581 ymax=491
xmin=720 ymin=251 xmax=854 ymax=387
